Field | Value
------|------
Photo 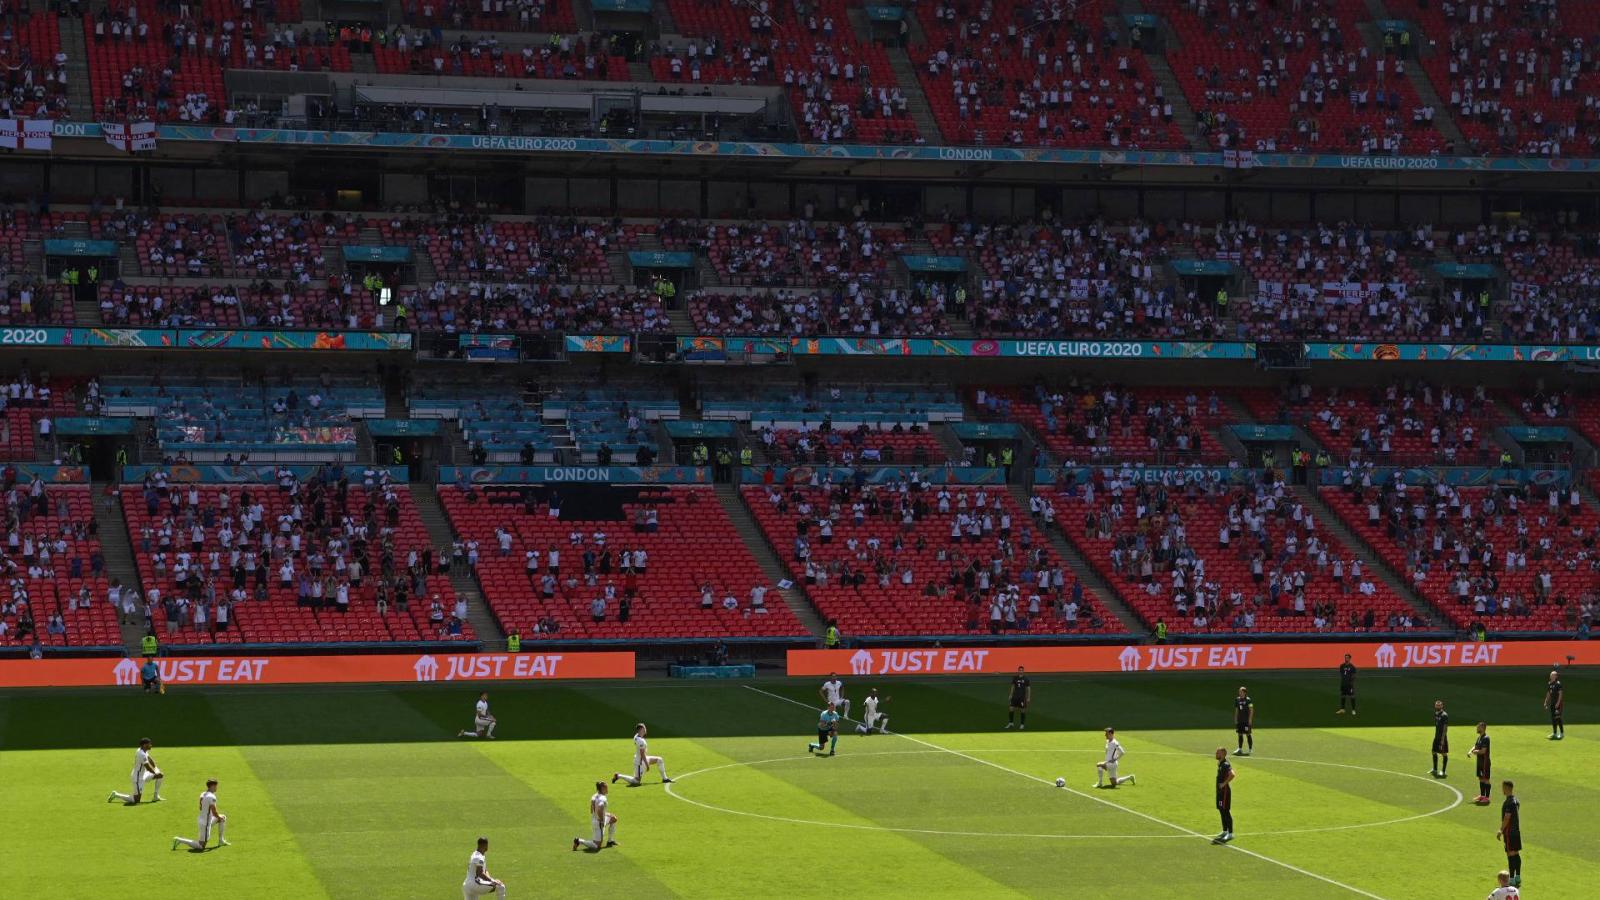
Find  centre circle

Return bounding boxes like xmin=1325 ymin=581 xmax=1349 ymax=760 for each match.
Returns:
xmin=664 ymin=749 xmax=1462 ymax=840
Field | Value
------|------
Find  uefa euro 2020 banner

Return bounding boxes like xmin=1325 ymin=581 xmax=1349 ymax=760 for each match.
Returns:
xmin=0 ymin=651 xmax=634 ymax=688
xmin=788 ymin=640 xmax=1596 ymax=677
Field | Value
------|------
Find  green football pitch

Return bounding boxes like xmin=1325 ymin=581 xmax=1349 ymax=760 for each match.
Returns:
xmin=1 ymin=667 xmax=1591 ymax=899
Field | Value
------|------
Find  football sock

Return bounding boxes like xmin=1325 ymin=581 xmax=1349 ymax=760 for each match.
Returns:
xmin=829 ymin=734 xmax=838 ymax=752
xmin=656 ymin=762 xmax=668 ymax=780
xmin=608 ymin=821 xmax=617 ymax=841
xmin=152 ymin=777 xmax=163 ymax=798
xmin=110 ymin=791 xmax=134 ymax=802
xmin=1431 ymin=753 xmax=1438 ymax=771
xmin=577 ymin=838 xmax=598 ymax=850
xmin=1246 ymin=734 xmax=1253 ymax=750
xmin=1440 ymin=757 xmax=1447 ymax=773
xmin=175 ymin=836 xmax=202 ymax=850
xmin=1508 ymin=856 xmax=1520 ymax=879
xmin=879 ymin=717 xmax=889 ymax=732
xmin=486 ymin=723 xmax=495 ymax=737
xmin=1020 ymin=713 xmax=1027 ymax=726
xmin=1480 ymin=781 xmax=1490 ymax=797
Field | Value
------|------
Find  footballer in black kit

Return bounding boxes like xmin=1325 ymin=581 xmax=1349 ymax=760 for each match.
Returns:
xmin=1468 ymin=722 xmax=1492 ymax=804
xmin=1543 ymin=670 xmax=1564 ymax=740
xmin=1336 ymin=655 xmax=1357 ymax=715
xmin=1004 ymin=667 xmax=1031 ymax=730
xmin=1212 ymin=747 xmax=1235 ymax=844
xmin=1430 ymin=700 xmax=1450 ymax=777
xmin=1233 ymin=687 xmax=1254 ymax=755
xmin=1498 ymin=781 xmax=1522 ymax=887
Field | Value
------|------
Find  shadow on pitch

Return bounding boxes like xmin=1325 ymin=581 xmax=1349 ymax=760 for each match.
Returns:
xmin=1 ymin=669 xmax=1581 ymax=751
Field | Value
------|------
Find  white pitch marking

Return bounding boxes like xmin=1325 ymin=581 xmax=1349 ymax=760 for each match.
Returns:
xmin=743 ymin=684 xmax=1392 ymax=900
xmin=665 ymin=748 xmax=1461 ymax=839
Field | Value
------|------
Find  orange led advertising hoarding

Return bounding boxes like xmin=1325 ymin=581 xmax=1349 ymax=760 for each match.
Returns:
xmin=0 ymin=651 xmax=635 ymax=689
xmin=788 ymin=641 xmax=1596 ymax=677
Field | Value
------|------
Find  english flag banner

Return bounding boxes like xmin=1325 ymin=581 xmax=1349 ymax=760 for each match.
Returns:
xmin=0 ymin=118 xmax=53 ymax=151
xmin=102 ymin=120 xmax=157 ymax=152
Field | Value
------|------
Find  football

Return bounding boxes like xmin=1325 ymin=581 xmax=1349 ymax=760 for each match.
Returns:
xmin=1055 ymin=777 xmax=1066 ymax=788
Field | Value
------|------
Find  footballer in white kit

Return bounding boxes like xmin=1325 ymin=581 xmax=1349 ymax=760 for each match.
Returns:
xmin=612 ymin=723 xmax=671 ymax=786
xmin=820 ymin=674 xmax=851 ymax=719
xmin=458 ymin=691 xmax=496 ymax=739
xmin=573 ymin=781 xmax=617 ymax=851
xmin=108 ymin=738 xmax=164 ymax=804
xmin=1486 ymin=870 xmax=1519 ymax=900
xmin=171 ymin=779 xmax=228 ymax=850
xmin=854 ymin=688 xmax=891 ymax=734
xmin=1094 ymin=728 xmax=1135 ymax=788
xmin=462 ymin=836 xmax=507 ymax=899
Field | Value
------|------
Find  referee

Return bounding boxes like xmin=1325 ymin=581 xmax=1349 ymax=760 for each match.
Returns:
xmin=1212 ymin=747 xmax=1235 ymax=845
xmin=1336 ymin=654 xmax=1357 ymax=715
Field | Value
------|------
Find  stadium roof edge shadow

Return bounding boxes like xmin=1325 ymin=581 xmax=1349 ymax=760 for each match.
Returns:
xmin=0 ymin=669 xmax=1582 ymax=751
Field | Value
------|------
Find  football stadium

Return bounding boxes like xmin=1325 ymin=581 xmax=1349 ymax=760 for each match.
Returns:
xmin=0 ymin=0 xmax=1597 ymax=896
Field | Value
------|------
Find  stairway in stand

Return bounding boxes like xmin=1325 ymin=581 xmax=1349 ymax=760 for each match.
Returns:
xmin=714 ymin=482 xmax=825 ymax=641
xmin=1004 ymin=483 xmax=1148 ymax=636
xmin=1292 ymin=484 xmax=1448 ymax=630
xmin=92 ymin=483 xmax=148 ymax=653
xmin=413 ymin=486 xmax=507 ymax=647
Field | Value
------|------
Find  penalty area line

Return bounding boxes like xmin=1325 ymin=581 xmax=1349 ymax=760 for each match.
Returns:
xmin=742 ymin=684 xmax=1388 ymax=900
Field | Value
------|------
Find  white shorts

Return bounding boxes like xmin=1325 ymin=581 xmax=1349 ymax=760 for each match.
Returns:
xmin=863 ymin=712 xmax=883 ymax=728
xmin=635 ymin=756 xmax=660 ymax=778
xmin=1100 ymin=762 xmax=1118 ymax=779
xmin=196 ymin=815 xmax=212 ymax=843
xmin=474 ymin=716 xmax=494 ymax=730
xmin=132 ymin=771 xmax=149 ymax=794
xmin=591 ymin=819 xmax=606 ymax=843
xmin=462 ymin=881 xmax=502 ymax=899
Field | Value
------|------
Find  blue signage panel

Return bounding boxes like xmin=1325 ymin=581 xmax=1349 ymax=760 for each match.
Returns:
xmin=627 ymin=251 xmax=694 ymax=268
xmin=342 ymin=245 xmax=414 ymax=263
xmin=901 ymin=255 xmax=967 ymax=273
xmin=43 ymin=239 xmax=119 ymax=257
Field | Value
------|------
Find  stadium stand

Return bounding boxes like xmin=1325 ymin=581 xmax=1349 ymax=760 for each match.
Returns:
xmin=1319 ymin=481 xmax=1597 ymax=632
xmin=1242 ymin=381 xmax=1502 ymax=466
xmin=121 ymin=474 xmax=470 ymax=644
xmin=0 ymin=8 xmax=68 ymax=118
xmin=440 ymin=484 xmax=806 ymax=640
xmin=978 ymin=383 xmax=1231 ymax=464
xmin=659 ymin=218 xmax=904 ymax=287
xmin=0 ymin=481 xmax=119 ymax=648
xmin=1386 ymin=0 xmax=1600 ymax=156
xmin=1039 ymin=470 xmax=1422 ymax=635
xmin=102 ymin=377 xmax=381 ymax=463
xmin=1149 ymin=0 xmax=1445 ymax=154
xmin=412 ymin=379 xmax=671 ymax=464
xmin=912 ymin=0 xmax=1185 ymax=149
xmin=742 ymin=481 xmax=1124 ymax=635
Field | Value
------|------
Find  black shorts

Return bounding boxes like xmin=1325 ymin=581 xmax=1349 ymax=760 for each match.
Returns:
xmin=1236 ymin=724 xmax=1252 ymax=734
xmin=1503 ymin=832 xmax=1521 ymax=854
xmin=1216 ymin=789 xmax=1231 ymax=810
xmin=1340 ymin=686 xmax=1355 ymax=697
xmin=1009 ymin=698 xmax=1027 ymax=709
xmin=1433 ymin=737 xmax=1449 ymax=754
xmin=816 ymin=728 xmax=832 ymax=743
xmin=1476 ymin=759 xmax=1491 ymax=780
